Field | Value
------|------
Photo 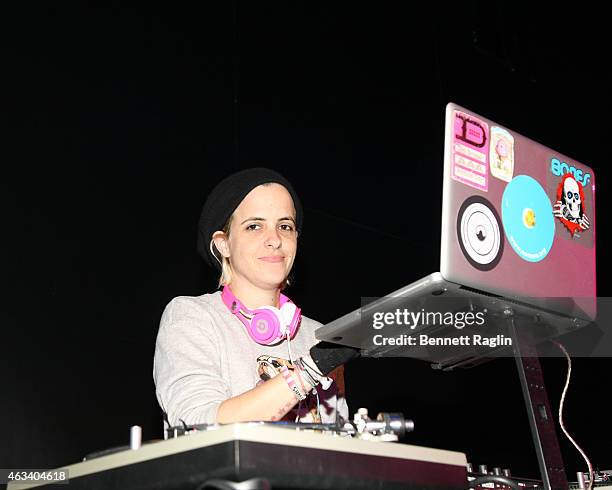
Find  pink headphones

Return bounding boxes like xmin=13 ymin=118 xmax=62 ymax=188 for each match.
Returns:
xmin=221 ymin=285 xmax=301 ymax=345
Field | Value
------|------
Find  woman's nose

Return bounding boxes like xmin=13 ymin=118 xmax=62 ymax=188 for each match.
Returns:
xmin=264 ymin=228 xmax=282 ymax=248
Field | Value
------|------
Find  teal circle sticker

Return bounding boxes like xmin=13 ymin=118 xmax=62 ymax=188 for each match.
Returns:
xmin=501 ymin=175 xmax=554 ymax=262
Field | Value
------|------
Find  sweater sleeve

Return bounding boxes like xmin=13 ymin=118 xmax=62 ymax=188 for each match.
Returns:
xmin=153 ymin=297 xmax=230 ymax=426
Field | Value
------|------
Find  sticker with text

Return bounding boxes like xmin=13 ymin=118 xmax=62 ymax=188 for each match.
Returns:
xmin=547 ymin=157 xmax=594 ymax=247
xmin=451 ymin=111 xmax=489 ymax=191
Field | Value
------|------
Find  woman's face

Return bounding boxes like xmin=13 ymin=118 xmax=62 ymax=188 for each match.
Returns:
xmin=223 ymin=183 xmax=298 ymax=291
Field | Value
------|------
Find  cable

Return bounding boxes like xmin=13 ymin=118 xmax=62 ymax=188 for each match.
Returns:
xmin=313 ymin=387 xmax=321 ymax=422
xmin=286 ymin=334 xmax=304 ymax=423
xmin=552 ymin=340 xmax=594 ymax=490
xmin=288 ymin=340 xmax=324 ymax=424
xmin=286 ymin=333 xmax=295 ymax=366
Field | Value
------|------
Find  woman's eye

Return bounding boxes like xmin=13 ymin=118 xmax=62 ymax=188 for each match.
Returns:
xmin=279 ymin=223 xmax=295 ymax=232
xmin=246 ymin=223 xmax=261 ymax=231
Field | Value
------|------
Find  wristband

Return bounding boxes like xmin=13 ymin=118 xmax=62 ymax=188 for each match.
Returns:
xmin=294 ymin=358 xmax=318 ymax=388
xmin=296 ymin=355 xmax=334 ymax=390
xmin=279 ymin=365 xmax=307 ymax=401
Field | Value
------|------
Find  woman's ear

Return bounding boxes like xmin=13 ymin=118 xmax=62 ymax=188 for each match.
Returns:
xmin=212 ymin=231 xmax=230 ymax=258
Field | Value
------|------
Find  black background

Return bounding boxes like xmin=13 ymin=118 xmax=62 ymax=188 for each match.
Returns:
xmin=2 ymin=2 xmax=611 ymax=482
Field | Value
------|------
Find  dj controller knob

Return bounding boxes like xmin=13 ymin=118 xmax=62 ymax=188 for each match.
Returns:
xmin=478 ymin=464 xmax=488 ymax=475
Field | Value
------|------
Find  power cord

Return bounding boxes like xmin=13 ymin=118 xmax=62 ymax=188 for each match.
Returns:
xmin=552 ymin=340 xmax=594 ymax=490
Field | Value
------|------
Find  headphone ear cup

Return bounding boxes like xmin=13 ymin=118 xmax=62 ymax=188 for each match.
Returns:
xmin=250 ymin=307 xmax=283 ymax=345
xmin=280 ymin=303 xmax=301 ymax=338
xmin=279 ymin=302 xmax=296 ymax=335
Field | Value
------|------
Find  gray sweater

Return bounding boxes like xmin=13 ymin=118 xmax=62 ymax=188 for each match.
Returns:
xmin=153 ymin=291 xmax=348 ymax=426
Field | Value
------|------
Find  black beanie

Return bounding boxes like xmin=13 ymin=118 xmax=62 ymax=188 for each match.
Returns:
xmin=197 ymin=168 xmax=303 ymax=270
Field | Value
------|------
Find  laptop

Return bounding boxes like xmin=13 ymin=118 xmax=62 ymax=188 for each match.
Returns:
xmin=316 ymin=103 xmax=597 ymax=365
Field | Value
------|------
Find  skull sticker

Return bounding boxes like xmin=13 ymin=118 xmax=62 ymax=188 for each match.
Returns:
xmin=553 ymin=174 xmax=590 ymax=236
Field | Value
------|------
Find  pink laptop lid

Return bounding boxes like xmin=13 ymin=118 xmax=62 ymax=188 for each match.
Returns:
xmin=440 ymin=103 xmax=596 ymax=319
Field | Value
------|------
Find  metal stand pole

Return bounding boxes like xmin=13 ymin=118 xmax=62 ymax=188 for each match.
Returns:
xmin=506 ymin=310 xmax=568 ymax=490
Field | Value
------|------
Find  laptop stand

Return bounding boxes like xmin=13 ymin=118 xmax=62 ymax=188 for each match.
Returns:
xmin=506 ymin=310 xmax=569 ymax=490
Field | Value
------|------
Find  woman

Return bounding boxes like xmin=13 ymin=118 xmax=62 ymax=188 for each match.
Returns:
xmin=153 ymin=168 xmax=351 ymax=426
